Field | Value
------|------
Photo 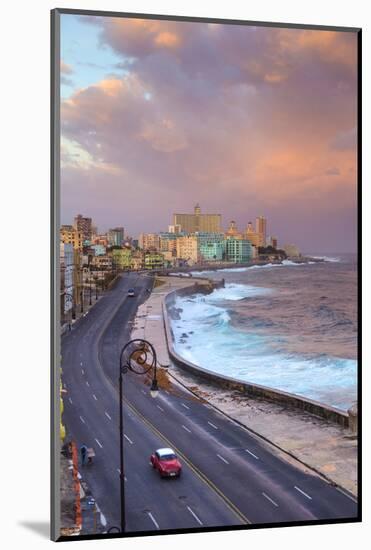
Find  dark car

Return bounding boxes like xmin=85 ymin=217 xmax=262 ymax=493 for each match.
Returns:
xmin=127 ymin=288 xmax=135 ymax=297
xmin=150 ymin=448 xmax=182 ymax=478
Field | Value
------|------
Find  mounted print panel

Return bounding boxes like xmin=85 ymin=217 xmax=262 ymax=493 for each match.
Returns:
xmin=51 ymin=8 xmax=361 ymax=542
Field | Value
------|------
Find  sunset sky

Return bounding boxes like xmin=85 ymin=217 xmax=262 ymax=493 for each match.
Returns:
xmin=60 ymin=14 xmax=358 ymax=253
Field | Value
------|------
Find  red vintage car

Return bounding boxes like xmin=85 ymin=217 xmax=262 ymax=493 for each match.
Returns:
xmin=150 ymin=448 xmax=182 ymax=478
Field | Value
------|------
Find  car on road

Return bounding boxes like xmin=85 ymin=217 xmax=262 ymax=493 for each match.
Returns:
xmin=127 ymin=288 xmax=135 ymax=297
xmin=150 ymin=448 xmax=182 ymax=478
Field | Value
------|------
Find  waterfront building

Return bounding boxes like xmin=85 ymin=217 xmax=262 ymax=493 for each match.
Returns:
xmin=107 ymin=227 xmax=125 ymax=247
xmin=173 ymin=203 xmax=222 ymax=233
xmin=283 ymin=244 xmax=301 ymax=257
xmin=139 ymin=233 xmax=161 ymax=251
xmin=60 ymin=224 xmax=83 ymax=252
xmin=74 ymin=214 xmax=93 ymax=243
xmin=131 ymin=252 xmax=144 ymax=270
xmin=197 ymin=232 xmax=225 ymax=262
xmin=176 ymin=235 xmax=200 ymax=265
xmin=225 ymin=220 xmax=243 ymax=239
xmin=144 ymin=252 xmax=165 ymax=270
xmin=111 ymin=248 xmax=132 ymax=269
xmin=225 ymin=237 xmax=253 ymax=263
xmin=91 ymin=254 xmax=113 ymax=271
xmin=245 ymin=221 xmax=260 ymax=247
xmin=159 ymin=232 xmax=178 ymax=253
xmin=256 ymin=216 xmax=267 ymax=247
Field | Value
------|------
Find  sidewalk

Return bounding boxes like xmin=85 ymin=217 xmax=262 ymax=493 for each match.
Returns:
xmin=131 ymin=276 xmax=357 ymax=497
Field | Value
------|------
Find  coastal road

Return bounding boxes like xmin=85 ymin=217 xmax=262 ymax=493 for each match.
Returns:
xmin=61 ymin=272 xmax=358 ymax=533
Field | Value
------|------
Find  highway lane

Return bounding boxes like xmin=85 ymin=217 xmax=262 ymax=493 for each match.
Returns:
xmin=97 ymin=274 xmax=358 ymax=527
xmin=61 ymin=273 xmax=242 ymax=533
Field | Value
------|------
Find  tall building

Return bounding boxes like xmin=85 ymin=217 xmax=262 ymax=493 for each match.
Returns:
xmin=256 ymin=216 xmax=267 ymax=247
xmin=74 ymin=214 xmax=93 ymax=243
xmin=173 ymin=204 xmax=222 ymax=233
xmin=107 ymin=227 xmax=125 ymax=247
xmin=244 ymin=222 xmax=260 ymax=247
xmin=225 ymin=220 xmax=243 ymax=239
xmin=198 ymin=233 xmax=225 ymax=262
xmin=225 ymin=238 xmax=253 ymax=263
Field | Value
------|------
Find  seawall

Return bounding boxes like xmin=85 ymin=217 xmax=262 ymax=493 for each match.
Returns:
xmin=163 ymin=282 xmax=350 ymax=428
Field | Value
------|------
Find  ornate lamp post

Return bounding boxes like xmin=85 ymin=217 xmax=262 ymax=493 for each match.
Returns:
xmin=119 ymin=339 xmax=160 ymax=533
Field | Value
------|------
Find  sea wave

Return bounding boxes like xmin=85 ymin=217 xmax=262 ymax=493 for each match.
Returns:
xmin=171 ymin=281 xmax=357 ymax=410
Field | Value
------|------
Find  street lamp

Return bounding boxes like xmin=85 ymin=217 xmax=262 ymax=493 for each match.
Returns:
xmin=119 ymin=339 xmax=160 ymax=533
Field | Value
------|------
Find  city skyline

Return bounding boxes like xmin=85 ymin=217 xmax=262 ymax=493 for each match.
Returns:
xmin=61 ymin=16 xmax=357 ymax=253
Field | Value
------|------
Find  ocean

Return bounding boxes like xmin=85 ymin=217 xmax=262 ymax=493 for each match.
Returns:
xmin=170 ymin=255 xmax=358 ymax=411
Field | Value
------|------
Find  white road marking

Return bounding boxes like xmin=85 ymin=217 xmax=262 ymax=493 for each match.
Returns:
xmin=93 ymin=394 xmax=98 ymax=401
xmin=147 ymin=512 xmax=160 ymax=530
xmin=156 ymin=405 xmax=164 ymax=412
xmin=141 ymin=389 xmax=147 ymax=395
xmin=124 ymin=434 xmax=133 ymax=445
xmin=68 ymin=397 xmax=73 ymax=405
xmin=262 ymin=492 xmax=279 ymax=507
xmin=181 ymin=402 xmax=190 ymax=410
xmin=245 ymin=448 xmax=259 ymax=460
xmin=294 ymin=486 xmax=312 ymax=500
xmin=187 ymin=506 xmax=203 ymax=526
xmin=217 ymin=454 xmax=229 ymax=464
xmin=95 ymin=438 xmax=103 ymax=449
xmin=80 ymin=362 xmax=83 ymax=366
xmin=86 ymin=381 xmax=90 ymax=387
xmin=105 ymin=411 xmax=112 ymax=421
xmin=207 ymin=421 xmax=218 ymax=430
xmin=81 ymin=369 xmax=85 ymax=375
xmin=79 ymin=416 xmax=85 ymax=424
xmin=165 ymin=390 xmax=170 ymax=395
xmin=182 ymin=425 xmax=192 ymax=433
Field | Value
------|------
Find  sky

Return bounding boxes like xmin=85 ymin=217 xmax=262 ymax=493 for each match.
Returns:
xmin=60 ymin=14 xmax=358 ymax=253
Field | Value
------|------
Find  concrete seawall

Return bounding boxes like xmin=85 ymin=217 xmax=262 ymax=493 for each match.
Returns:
xmin=163 ymin=282 xmax=350 ymax=428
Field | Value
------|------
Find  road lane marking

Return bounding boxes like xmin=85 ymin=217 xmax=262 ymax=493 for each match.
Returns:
xmin=117 ymin=469 xmax=128 ymax=482
xmin=79 ymin=416 xmax=85 ymax=424
xmin=120 ymin=397 xmax=250 ymax=524
xmin=141 ymin=389 xmax=147 ymax=395
xmin=262 ymin=492 xmax=279 ymax=507
xmin=294 ymin=486 xmax=312 ymax=500
xmin=165 ymin=390 xmax=170 ymax=395
xmin=95 ymin=438 xmax=103 ymax=448
xmin=207 ymin=421 xmax=218 ymax=430
xmin=105 ymin=411 xmax=112 ymax=421
xmin=187 ymin=506 xmax=203 ymax=526
xmin=68 ymin=397 xmax=73 ymax=405
xmin=182 ymin=425 xmax=192 ymax=433
xmin=124 ymin=434 xmax=133 ymax=445
xmin=147 ymin=512 xmax=160 ymax=530
xmin=86 ymin=381 xmax=90 ymax=387
xmin=81 ymin=369 xmax=85 ymax=375
xmin=217 ymin=454 xmax=229 ymax=464
xmin=80 ymin=362 xmax=83 ymax=366
xmin=93 ymin=394 xmax=98 ymax=401
xmin=181 ymin=403 xmax=190 ymax=410
xmin=245 ymin=448 xmax=259 ymax=460
xmin=156 ymin=405 xmax=164 ymax=412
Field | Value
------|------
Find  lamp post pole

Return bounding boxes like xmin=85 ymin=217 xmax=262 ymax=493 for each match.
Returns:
xmin=119 ymin=339 xmax=159 ymax=533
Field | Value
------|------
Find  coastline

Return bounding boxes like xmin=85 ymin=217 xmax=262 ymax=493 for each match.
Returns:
xmin=131 ymin=275 xmax=357 ymax=496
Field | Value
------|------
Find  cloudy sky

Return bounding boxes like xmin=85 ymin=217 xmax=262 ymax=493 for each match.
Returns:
xmin=60 ymin=14 xmax=358 ymax=252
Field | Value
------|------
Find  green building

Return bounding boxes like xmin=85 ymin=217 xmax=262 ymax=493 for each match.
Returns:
xmin=112 ymin=248 xmax=132 ymax=269
xmin=144 ymin=252 xmax=165 ymax=270
xmin=225 ymin=238 xmax=253 ymax=263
